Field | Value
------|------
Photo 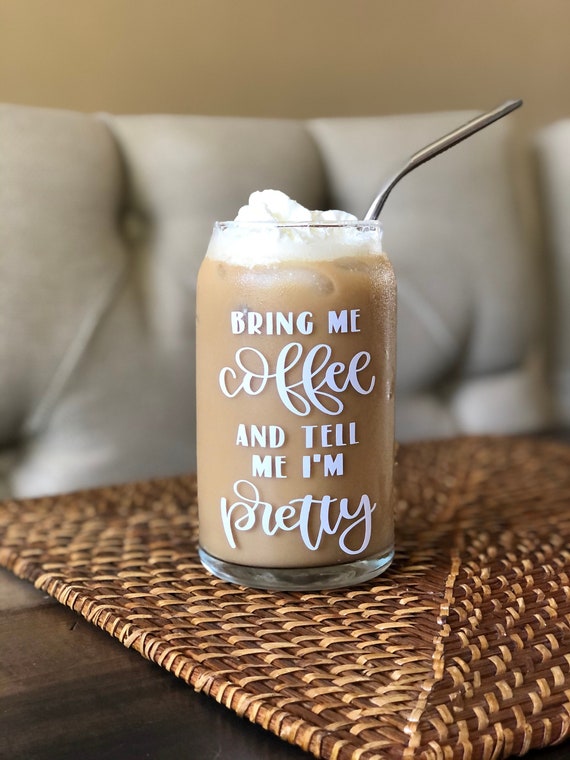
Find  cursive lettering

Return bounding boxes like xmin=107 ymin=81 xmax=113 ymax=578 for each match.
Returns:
xmin=220 ymin=479 xmax=376 ymax=554
xmin=219 ymin=342 xmax=375 ymax=416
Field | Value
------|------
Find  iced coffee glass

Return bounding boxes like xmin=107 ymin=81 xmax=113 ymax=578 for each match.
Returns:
xmin=196 ymin=219 xmax=396 ymax=590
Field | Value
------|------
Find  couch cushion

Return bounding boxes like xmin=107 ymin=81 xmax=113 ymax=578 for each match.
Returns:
xmin=0 ymin=104 xmax=126 ymax=445
xmin=2 ymin=108 xmax=329 ymax=496
xmin=309 ymin=113 xmax=538 ymax=379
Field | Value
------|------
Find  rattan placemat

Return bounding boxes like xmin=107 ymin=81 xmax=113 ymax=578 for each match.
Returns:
xmin=1 ymin=437 xmax=569 ymax=759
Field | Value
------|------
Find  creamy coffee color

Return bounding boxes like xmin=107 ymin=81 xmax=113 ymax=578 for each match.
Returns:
xmin=197 ymin=251 xmax=396 ymax=569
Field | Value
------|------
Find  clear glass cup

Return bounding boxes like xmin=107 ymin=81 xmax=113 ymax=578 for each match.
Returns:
xmin=196 ymin=221 xmax=396 ymax=590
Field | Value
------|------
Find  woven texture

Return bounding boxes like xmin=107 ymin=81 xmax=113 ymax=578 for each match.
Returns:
xmin=1 ymin=437 xmax=570 ymax=759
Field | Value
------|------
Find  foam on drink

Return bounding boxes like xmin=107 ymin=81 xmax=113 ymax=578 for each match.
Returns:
xmin=206 ymin=190 xmax=384 ymax=265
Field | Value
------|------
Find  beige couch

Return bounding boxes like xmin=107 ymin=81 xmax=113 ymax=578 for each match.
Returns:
xmin=0 ymin=103 xmax=567 ymax=498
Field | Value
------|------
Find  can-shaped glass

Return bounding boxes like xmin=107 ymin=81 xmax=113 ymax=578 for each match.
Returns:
xmin=196 ymin=220 xmax=396 ymax=590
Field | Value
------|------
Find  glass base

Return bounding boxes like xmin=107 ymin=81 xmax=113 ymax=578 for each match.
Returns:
xmin=198 ymin=546 xmax=394 ymax=591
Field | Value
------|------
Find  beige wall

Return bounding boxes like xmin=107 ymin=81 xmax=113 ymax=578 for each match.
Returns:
xmin=0 ymin=0 xmax=569 ymax=140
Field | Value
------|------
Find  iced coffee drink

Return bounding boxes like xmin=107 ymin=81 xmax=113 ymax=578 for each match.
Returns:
xmin=196 ymin=191 xmax=396 ymax=589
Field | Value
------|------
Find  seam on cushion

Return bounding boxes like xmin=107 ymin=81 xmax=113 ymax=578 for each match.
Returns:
xmin=21 ymin=256 xmax=130 ymax=438
xmin=301 ymin=121 xmax=337 ymax=211
xmin=398 ymin=276 xmax=463 ymax=353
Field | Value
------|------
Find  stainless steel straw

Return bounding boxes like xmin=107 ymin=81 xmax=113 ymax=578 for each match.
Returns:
xmin=364 ymin=99 xmax=523 ymax=221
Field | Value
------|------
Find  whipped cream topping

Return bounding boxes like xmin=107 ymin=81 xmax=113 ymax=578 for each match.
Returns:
xmin=235 ymin=190 xmax=358 ymax=224
xmin=207 ymin=190 xmax=383 ymax=265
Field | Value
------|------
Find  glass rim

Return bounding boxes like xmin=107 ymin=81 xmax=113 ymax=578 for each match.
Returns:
xmin=215 ymin=220 xmax=382 ymax=230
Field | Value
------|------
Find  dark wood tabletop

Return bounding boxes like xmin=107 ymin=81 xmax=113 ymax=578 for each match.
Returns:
xmin=2 ymin=430 xmax=570 ymax=759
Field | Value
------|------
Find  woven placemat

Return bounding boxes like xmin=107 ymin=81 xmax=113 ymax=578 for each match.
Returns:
xmin=1 ymin=437 xmax=569 ymax=759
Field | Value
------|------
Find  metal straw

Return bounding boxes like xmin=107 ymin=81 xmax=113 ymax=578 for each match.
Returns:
xmin=364 ymin=99 xmax=523 ymax=221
